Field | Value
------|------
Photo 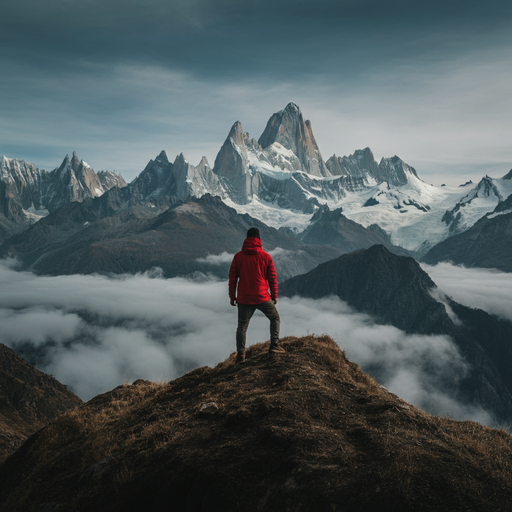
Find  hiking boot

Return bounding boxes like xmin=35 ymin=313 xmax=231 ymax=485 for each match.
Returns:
xmin=236 ymin=352 xmax=246 ymax=364
xmin=269 ymin=342 xmax=285 ymax=353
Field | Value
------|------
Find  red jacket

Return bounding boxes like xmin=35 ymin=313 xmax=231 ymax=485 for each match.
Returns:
xmin=229 ymin=237 xmax=278 ymax=305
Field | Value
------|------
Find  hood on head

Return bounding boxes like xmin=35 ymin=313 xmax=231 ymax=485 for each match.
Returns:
xmin=242 ymin=237 xmax=262 ymax=255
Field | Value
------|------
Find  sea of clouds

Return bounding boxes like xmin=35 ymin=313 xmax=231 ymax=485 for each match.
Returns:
xmin=2 ymin=259 xmax=512 ymax=425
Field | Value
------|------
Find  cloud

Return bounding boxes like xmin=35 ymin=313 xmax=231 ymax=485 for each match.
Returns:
xmin=0 ymin=260 xmax=497 ymax=425
xmin=422 ymin=262 xmax=512 ymax=323
xmin=196 ymin=252 xmax=234 ymax=265
xmin=0 ymin=308 xmax=82 ymax=347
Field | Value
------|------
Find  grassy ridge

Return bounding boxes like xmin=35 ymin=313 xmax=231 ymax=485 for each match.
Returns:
xmin=1 ymin=335 xmax=511 ymax=511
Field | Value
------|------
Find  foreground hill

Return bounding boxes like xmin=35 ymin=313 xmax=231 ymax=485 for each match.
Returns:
xmin=1 ymin=336 xmax=512 ymax=511
xmin=280 ymin=245 xmax=512 ymax=423
xmin=0 ymin=343 xmax=82 ymax=462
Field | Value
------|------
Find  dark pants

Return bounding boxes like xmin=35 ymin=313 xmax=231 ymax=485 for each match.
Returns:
xmin=236 ymin=300 xmax=280 ymax=353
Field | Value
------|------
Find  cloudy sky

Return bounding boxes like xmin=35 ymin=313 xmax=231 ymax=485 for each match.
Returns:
xmin=2 ymin=0 xmax=512 ymax=185
xmin=3 ymin=258 xmax=512 ymax=426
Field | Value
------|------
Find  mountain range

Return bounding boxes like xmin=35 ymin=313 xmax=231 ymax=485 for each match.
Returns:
xmin=0 ymin=152 xmax=126 ymax=244
xmin=2 ymin=102 xmax=512 ymax=273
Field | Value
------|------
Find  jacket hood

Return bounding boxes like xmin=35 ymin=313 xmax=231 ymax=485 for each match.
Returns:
xmin=241 ymin=237 xmax=262 ymax=255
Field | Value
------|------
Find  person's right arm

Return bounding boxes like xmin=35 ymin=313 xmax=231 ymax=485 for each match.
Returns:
xmin=266 ymin=257 xmax=278 ymax=303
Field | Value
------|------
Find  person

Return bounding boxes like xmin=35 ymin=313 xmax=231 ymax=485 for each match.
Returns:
xmin=229 ymin=227 xmax=284 ymax=363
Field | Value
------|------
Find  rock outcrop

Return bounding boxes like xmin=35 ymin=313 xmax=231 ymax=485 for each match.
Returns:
xmin=258 ymin=103 xmax=330 ymax=177
xmin=213 ymin=121 xmax=252 ymax=204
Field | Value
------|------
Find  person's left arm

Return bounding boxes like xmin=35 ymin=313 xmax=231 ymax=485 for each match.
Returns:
xmin=228 ymin=255 xmax=239 ymax=306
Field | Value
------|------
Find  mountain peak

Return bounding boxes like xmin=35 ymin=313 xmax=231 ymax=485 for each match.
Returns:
xmin=258 ymin=103 xmax=329 ymax=177
xmin=175 ymin=152 xmax=187 ymax=164
xmin=213 ymin=121 xmax=251 ymax=204
xmin=156 ymin=150 xmax=169 ymax=162
xmin=282 ymin=102 xmax=301 ymax=115
xmin=227 ymin=120 xmax=244 ymax=146
xmin=281 ymin=245 xmax=439 ymax=333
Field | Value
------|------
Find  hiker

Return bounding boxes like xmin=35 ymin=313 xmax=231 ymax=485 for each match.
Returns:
xmin=229 ymin=227 xmax=284 ymax=363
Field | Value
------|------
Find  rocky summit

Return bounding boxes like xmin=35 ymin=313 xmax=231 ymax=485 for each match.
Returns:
xmin=1 ymin=336 xmax=512 ymax=511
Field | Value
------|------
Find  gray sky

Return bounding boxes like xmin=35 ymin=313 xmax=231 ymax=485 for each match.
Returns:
xmin=2 ymin=0 xmax=512 ymax=185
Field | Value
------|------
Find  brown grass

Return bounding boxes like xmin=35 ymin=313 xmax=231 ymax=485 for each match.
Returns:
xmin=1 ymin=335 xmax=512 ymax=511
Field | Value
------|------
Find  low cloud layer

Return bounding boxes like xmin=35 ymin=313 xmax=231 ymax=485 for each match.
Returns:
xmin=422 ymin=262 xmax=512 ymax=323
xmin=0 ymin=260 xmax=503 ymax=425
xmin=196 ymin=252 xmax=234 ymax=265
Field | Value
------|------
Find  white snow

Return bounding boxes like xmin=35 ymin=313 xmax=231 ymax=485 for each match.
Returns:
xmin=488 ymin=209 xmax=512 ymax=219
xmin=246 ymin=152 xmax=293 ymax=180
xmin=223 ymin=195 xmax=313 ymax=233
xmin=23 ymin=203 xmax=49 ymax=222
xmin=221 ymin=167 xmax=512 ymax=253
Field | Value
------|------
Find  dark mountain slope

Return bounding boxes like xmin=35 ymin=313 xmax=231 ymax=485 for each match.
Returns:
xmin=0 ymin=186 xmax=176 ymax=269
xmin=280 ymin=245 xmax=512 ymax=423
xmin=0 ymin=343 xmax=82 ymax=462
xmin=281 ymin=245 xmax=445 ymax=333
xmin=1 ymin=336 xmax=512 ymax=512
xmin=300 ymin=205 xmax=411 ymax=256
xmin=0 ymin=194 xmax=340 ymax=281
xmin=422 ymin=195 xmax=512 ymax=271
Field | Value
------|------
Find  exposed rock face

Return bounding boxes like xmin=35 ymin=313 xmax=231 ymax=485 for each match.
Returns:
xmin=258 ymin=103 xmax=330 ymax=177
xmin=325 ymin=149 xmax=419 ymax=187
xmin=0 ymin=343 xmax=82 ymax=462
xmin=213 ymin=121 xmax=252 ymax=204
xmin=130 ymin=151 xmax=224 ymax=204
xmin=299 ymin=205 xmax=410 ymax=256
xmin=2 ymin=336 xmax=512 ymax=512
xmin=423 ymin=195 xmax=512 ymax=272
xmin=375 ymin=155 xmax=420 ymax=186
xmin=0 ymin=156 xmax=46 ymax=211
xmin=280 ymin=245 xmax=512 ymax=423
xmin=171 ymin=154 xmax=223 ymax=200
xmin=129 ymin=150 xmax=174 ymax=201
xmin=45 ymin=152 xmax=128 ymax=212
xmin=326 ymin=147 xmax=379 ymax=180
xmin=0 ymin=153 xmax=127 ymax=242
